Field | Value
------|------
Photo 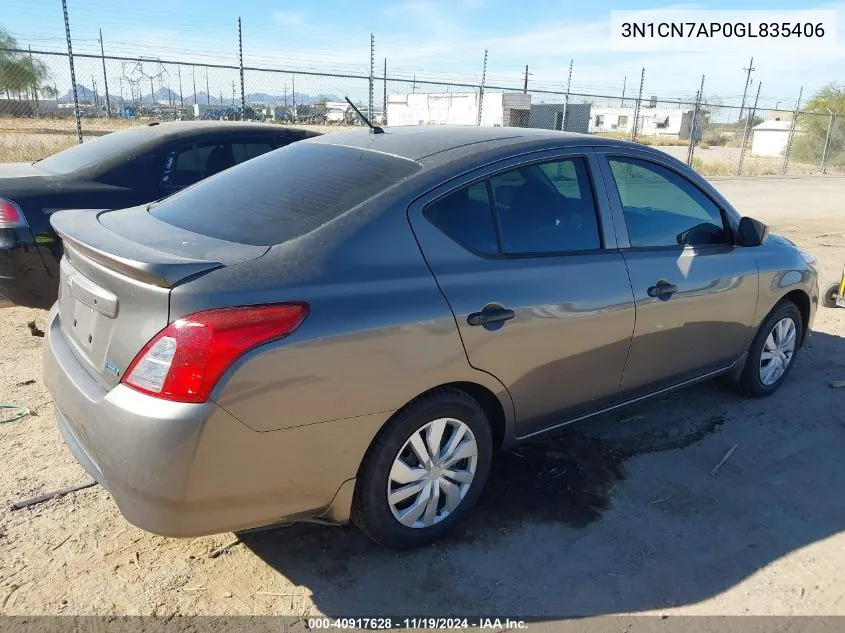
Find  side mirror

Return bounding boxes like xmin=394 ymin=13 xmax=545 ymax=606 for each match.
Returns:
xmin=735 ymin=216 xmax=769 ymax=247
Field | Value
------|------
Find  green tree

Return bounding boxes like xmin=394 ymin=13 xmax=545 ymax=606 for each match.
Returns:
xmin=791 ymin=83 xmax=845 ymax=166
xmin=0 ymin=28 xmax=51 ymax=100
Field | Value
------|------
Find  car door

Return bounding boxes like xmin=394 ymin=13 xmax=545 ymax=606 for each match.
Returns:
xmin=596 ymin=150 xmax=759 ymax=396
xmin=408 ymin=149 xmax=636 ymax=437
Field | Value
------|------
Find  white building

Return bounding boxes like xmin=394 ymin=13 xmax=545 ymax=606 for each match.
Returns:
xmin=588 ymin=106 xmax=698 ymax=139
xmin=751 ymin=120 xmax=792 ymax=157
xmin=387 ymin=92 xmax=531 ymax=128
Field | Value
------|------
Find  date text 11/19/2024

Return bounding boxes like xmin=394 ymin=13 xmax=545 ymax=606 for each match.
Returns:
xmin=307 ymin=618 xmax=529 ymax=629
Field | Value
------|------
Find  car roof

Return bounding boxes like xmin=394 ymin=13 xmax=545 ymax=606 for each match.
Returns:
xmin=309 ymin=125 xmax=636 ymax=166
xmin=127 ymin=120 xmax=305 ymax=140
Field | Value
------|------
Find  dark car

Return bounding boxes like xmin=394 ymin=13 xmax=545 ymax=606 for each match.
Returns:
xmin=0 ymin=121 xmax=319 ymax=308
xmin=43 ymin=126 xmax=818 ymax=549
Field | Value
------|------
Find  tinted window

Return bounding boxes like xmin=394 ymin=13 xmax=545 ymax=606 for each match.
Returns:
xmin=232 ymin=141 xmax=275 ymax=163
xmin=424 ymin=182 xmax=498 ymax=255
xmin=166 ymin=146 xmax=203 ymax=187
xmin=490 ymin=158 xmax=601 ymax=254
xmin=35 ymin=127 xmax=153 ymax=175
xmin=608 ymin=157 xmax=728 ymax=247
xmin=150 ymin=143 xmax=421 ymax=246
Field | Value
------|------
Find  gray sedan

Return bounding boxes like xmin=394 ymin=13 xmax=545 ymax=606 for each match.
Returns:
xmin=43 ymin=126 xmax=819 ymax=549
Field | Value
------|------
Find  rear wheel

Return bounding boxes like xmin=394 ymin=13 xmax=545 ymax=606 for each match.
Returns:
xmin=739 ymin=301 xmax=803 ymax=397
xmin=823 ymin=283 xmax=840 ymax=308
xmin=352 ymin=389 xmax=492 ymax=549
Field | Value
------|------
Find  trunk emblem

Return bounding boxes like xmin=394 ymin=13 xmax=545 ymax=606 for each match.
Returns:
xmin=105 ymin=362 xmax=120 ymax=377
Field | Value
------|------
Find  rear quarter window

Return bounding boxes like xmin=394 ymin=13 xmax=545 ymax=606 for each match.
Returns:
xmin=149 ymin=143 xmax=421 ymax=246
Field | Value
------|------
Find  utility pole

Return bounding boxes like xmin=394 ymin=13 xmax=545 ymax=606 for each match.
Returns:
xmin=412 ymin=73 xmax=416 ymax=94
xmin=238 ymin=17 xmax=246 ymax=119
xmin=562 ymin=58 xmax=573 ymax=131
xmin=61 ymin=0 xmax=82 ymax=143
xmin=621 ymin=76 xmax=626 ymax=107
xmin=477 ymin=48 xmax=488 ymax=126
xmin=738 ymin=56 xmax=755 ymax=124
xmin=737 ymin=81 xmax=761 ymax=175
xmin=232 ymin=80 xmax=235 ymax=106
xmin=99 ymin=29 xmax=111 ymax=116
xmin=523 ymin=64 xmax=529 ymax=93
xmin=782 ymin=86 xmax=803 ymax=174
xmin=631 ymin=67 xmax=645 ymax=141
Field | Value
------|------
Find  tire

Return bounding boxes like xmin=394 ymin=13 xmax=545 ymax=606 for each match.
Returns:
xmin=823 ymin=283 xmax=840 ymax=308
xmin=352 ymin=388 xmax=493 ymax=549
xmin=739 ymin=301 xmax=803 ymax=398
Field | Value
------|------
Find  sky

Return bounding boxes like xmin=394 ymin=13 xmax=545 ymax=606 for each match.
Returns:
xmin=0 ymin=0 xmax=842 ymax=110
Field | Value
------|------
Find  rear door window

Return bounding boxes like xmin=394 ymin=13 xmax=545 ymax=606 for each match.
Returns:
xmin=150 ymin=142 xmax=421 ymax=246
xmin=424 ymin=182 xmax=499 ymax=255
xmin=491 ymin=157 xmax=602 ymax=254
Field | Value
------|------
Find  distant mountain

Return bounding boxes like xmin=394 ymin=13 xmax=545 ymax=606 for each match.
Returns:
xmin=59 ymin=85 xmax=340 ymax=108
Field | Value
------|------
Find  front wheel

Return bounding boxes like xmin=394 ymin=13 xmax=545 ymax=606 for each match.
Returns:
xmin=352 ymin=389 xmax=493 ymax=549
xmin=739 ymin=301 xmax=803 ymax=398
xmin=823 ymin=283 xmax=840 ymax=308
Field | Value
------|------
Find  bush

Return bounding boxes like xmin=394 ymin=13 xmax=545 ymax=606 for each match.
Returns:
xmin=700 ymin=130 xmax=727 ymax=147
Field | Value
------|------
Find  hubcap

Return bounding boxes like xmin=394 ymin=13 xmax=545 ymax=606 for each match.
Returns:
xmin=759 ymin=317 xmax=797 ymax=386
xmin=387 ymin=418 xmax=478 ymax=529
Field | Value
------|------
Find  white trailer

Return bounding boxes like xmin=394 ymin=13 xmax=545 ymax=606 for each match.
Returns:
xmin=387 ymin=92 xmax=531 ymax=128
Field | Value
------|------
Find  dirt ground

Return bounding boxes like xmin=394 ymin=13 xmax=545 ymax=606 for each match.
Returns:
xmin=1 ymin=176 xmax=844 ymax=619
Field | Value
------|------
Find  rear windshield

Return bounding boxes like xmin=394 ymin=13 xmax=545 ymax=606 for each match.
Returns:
xmin=149 ymin=142 xmax=421 ymax=246
xmin=35 ymin=127 xmax=153 ymax=174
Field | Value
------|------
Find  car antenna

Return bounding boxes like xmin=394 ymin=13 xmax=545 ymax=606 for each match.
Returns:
xmin=344 ymin=97 xmax=384 ymax=134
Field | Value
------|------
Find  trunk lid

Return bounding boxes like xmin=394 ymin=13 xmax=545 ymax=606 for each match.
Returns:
xmin=51 ymin=206 xmax=268 ymax=388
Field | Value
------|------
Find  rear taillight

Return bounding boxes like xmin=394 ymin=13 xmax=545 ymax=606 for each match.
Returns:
xmin=0 ymin=199 xmax=27 ymax=229
xmin=122 ymin=303 xmax=308 ymax=403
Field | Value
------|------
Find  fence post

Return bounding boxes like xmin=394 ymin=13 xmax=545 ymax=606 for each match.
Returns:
xmin=631 ymin=67 xmax=644 ymax=142
xmin=27 ymin=46 xmax=39 ymax=115
xmin=687 ymin=74 xmax=705 ymax=166
xmin=368 ymin=34 xmax=375 ymax=120
xmin=562 ymin=58 xmax=573 ymax=131
xmin=821 ymin=110 xmax=836 ymax=174
xmin=782 ymin=86 xmax=802 ymax=175
xmin=477 ymin=48 xmax=487 ymax=126
xmin=99 ymin=29 xmax=111 ymax=116
xmin=383 ymin=58 xmax=387 ymax=124
xmin=238 ymin=18 xmax=246 ymax=119
xmin=737 ymin=81 xmax=761 ymax=175
xmin=178 ymin=65 xmax=183 ymax=108
xmin=61 ymin=0 xmax=83 ymax=143
xmin=205 ymin=67 xmax=210 ymax=106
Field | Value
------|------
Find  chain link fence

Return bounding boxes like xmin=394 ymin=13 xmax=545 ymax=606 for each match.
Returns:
xmin=1 ymin=45 xmax=841 ymax=177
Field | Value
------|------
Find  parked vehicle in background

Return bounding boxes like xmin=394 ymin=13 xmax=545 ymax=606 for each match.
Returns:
xmin=0 ymin=121 xmax=320 ymax=308
xmin=43 ymin=126 xmax=818 ymax=549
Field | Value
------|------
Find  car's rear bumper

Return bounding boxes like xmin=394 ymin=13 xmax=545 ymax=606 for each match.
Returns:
xmin=43 ymin=307 xmax=385 ymax=537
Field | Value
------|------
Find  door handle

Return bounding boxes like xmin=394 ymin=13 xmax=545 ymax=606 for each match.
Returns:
xmin=467 ymin=308 xmax=515 ymax=327
xmin=647 ymin=282 xmax=679 ymax=299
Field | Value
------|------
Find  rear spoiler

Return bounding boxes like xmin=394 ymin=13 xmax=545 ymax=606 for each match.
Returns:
xmin=51 ymin=209 xmax=223 ymax=288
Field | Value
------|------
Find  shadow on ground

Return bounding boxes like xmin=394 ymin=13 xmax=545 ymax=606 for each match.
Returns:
xmin=241 ymin=329 xmax=845 ymax=617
